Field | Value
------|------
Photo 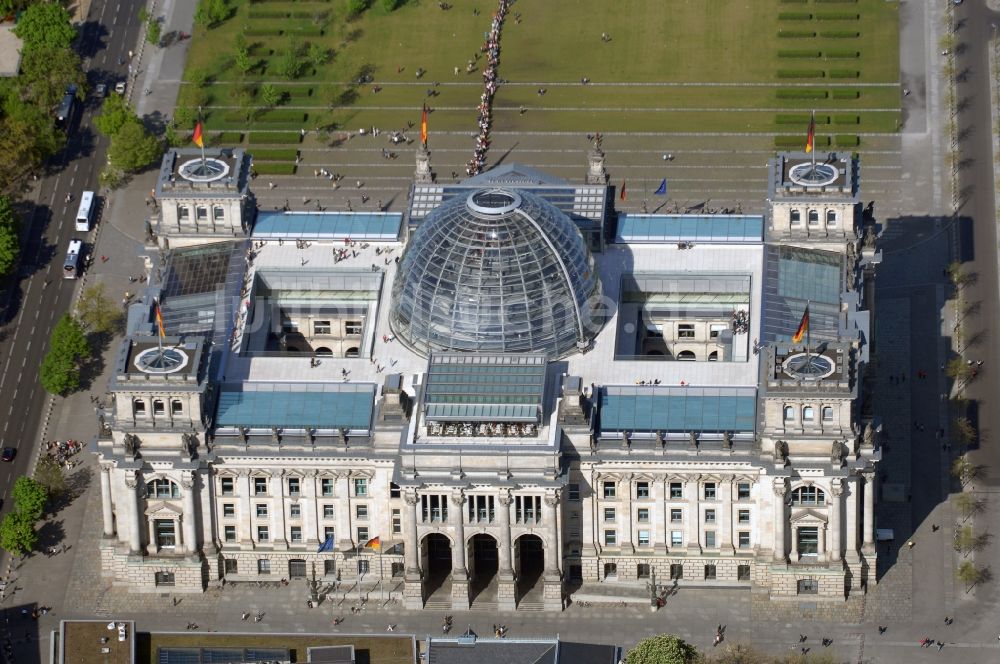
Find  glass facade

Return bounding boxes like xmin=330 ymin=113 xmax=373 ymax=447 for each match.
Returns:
xmin=390 ymin=188 xmax=603 ymax=358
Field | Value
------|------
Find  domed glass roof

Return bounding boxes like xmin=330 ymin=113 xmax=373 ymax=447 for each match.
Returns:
xmin=389 ymin=188 xmax=603 ymax=358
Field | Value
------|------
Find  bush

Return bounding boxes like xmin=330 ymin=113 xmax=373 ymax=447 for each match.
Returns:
xmin=778 ymin=30 xmax=816 ymax=38
xmin=829 ymin=69 xmax=860 ymax=78
xmin=832 ymin=89 xmax=860 ymax=99
xmin=247 ymin=9 xmax=289 ymax=18
xmin=250 ymin=148 xmax=298 ymax=161
xmin=256 ymin=110 xmax=308 ymax=123
xmin=775 ymin=135 xmax=829 ymax=148
xmin=777 ymin=70 xmax=825 ymax=78
xmin=209 ymin=131 xmax=244 ymax=145
xmin=815 ymin=12 xmax=859 ymax=20
xmin=824 ymin=49 xmax=860 ymax=58
xmin=816 ymin=0 xmax=857 ymax=3
xmin=776 ymin=89 xmax=828 ymax=99
xmin=780 ymin=0 xmax=808 ymax=3
xmin=835 ymin=135 xmax=859 ymax=147
xmin=833 ymin=115 xmax=859 ymax=125
xmin=778 ymin=12 xmax=812 ymax=20
xmin=284 ymin=25 xmax=324 ymax=36
xmin=347 ymin=0 xmax=369 ymax=15
xmin=244 ymin=27 xmax=283 ymax=36
xmin=778 ymin=50 xmax=821 ymax=58
xmin=279 ymin=87 xmax=314 ymax=99
xmin=249 ymin=131 xmax=302 ymax=144
xmin=820 ymin=30 xmax=860 ymax=38
xmin=253 ymin=162 xmax=297 ymax=175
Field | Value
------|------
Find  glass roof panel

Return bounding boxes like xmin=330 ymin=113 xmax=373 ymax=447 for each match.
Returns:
xmin=599 ymin=386 xmax=757 ymax=433
xmin=615 ymin=214 xmax=763 ymax=244
xmin=215 ymin=382 xmax=375 ymax=430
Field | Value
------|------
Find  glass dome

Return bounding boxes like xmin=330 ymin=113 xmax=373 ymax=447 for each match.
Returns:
xmin=389 ymin=188 xmax=603 ymax=358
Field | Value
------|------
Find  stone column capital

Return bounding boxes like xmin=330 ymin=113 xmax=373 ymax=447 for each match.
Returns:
xmin=124 ymin=471 xmax=139 ymax=490
xmin=450 ymin=490 xmax=466 ymax=507
xmin=497 ymin=489 xmax=513 ymax=507
xmin=772 ymin=477 xmax=788 ymax=497
xmin=180 ymin=472 xmax=195 ymax=490
xmin=830 ymin=477 xmax=844 ymax=497
xmin=403 ymin=490 xmax=420 ymax=506
xmin=544 ymin=490 xmax=561 ymax=509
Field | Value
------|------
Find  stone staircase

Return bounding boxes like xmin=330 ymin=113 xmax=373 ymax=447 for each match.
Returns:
xmin=423 ymin=597 xmax=453 ymax=611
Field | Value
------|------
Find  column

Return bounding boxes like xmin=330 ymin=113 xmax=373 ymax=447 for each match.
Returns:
xmin=181 ymin=472 xmax=199 ymax=556
xmin=845 ymin=478 xmax=859 ymax=561
xmin=719 ymin=478 xmax=734 ymax=555
xmin=272 ymin=473 xmax=287 ymax=548
xmin=301 ymin=471 xmax=317 ymax=545
xmin=654 ymin=477 xmax=668 ymax=555
xmin=100 ymin=466 xmax=115 ymax=537
xmin=543 ymin=490 xmax=563 ymax=611
xmin=772 ymin=478 xmax=787 ymax=563
xmin=817 ymin=525 xmax=826 ymax=563
xmin=497 ymin=489 xmax=515 ymax=610
xmin=582 ymin=474 xmax=597 ymax=557
xmin=126 ymin=475 xmax=142 ymax=554
xmin=450 ymin=491 xmax=469 ymax=609
xmin=336 ymin=473 xmax=353 ymax=550
xmin=620 ymin=474 xmax=634 ymax=555
xmin=311 ymin=474 xmax=322 ymax=547
xmin=829 ymin=478 xmax=843 ymax=563
xmin=241 ymin=472 xmax=253 ymax=545
xmin=862 ymin=471 xmax=875 ymax=551
xmin=403 ymin=490 xmax=423 ymax=610
xmin=685 ymin=477 xmax=700 ymax=553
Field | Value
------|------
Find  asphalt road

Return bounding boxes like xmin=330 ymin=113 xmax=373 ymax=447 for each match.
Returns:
xmin=0 ymin=0 xmax=145 ymax=511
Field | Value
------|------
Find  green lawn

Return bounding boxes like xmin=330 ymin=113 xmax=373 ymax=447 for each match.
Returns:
xmin=178 ymin=0 xmax=899 ymax=147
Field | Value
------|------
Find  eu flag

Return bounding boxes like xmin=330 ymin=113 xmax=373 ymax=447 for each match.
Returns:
xmin=317 ymin=535 xmax=334 ymax=553
xmin=654 ymin=179 xmax=667 ymax=196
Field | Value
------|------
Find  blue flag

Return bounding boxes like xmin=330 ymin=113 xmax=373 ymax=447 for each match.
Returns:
xmin=317 ymin=535 xmax=334 ymax=553
xmin=654 ymin=179 xmax=667 ymax=196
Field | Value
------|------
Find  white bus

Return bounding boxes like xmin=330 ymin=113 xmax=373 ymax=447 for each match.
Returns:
xmin=63 ymin=240 xmax=83 ymax=279
xmin=75 ymin=190 xmax=95 ymax=231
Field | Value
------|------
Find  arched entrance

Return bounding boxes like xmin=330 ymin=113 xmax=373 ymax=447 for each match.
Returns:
xmin=469 ymin=533 xmax=499 ymax=603
xmin=515 ymin=534 xmax=545 ymax=602
xmin=422 ymin=533 xmax=452 ymax=599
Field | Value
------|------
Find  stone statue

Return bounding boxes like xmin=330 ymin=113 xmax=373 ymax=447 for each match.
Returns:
xmin=862 ymin=422 xmax=876 ymax=448
xmin=862 ymin=224 xmax=876 ymax=250
xmin=723 ymin=431 xmax=733 ymax=450
xmin=830 ymin=440 xmax=844 ymax=467
xmin=655 ymin=430 xmax=665 ymax=449
xmin=688 ymin=431 xmax=698 ymax=449
xmin=271 ymin=426 xmax=282 ymax=444
xmin=773 ymin=440 xmax=788 ymax=466
xmin=589 ymin=432 xmax=597 ymax=454
xmin=238 ymin=426 xmax=250 ymax=443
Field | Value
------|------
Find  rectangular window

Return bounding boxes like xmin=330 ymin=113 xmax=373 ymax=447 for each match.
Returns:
xmin=324 ymin=560 xmax=336 ymax=576
xmin=313 ymin=320 xmax=331 ymax=335
xmin=258 ymin=559 xmax=271 ymax=575
xmin=669 ymin=482 xmax=683 ymax=499
xmin=704 ymin=509 xmax=716 ymax=524
xmin=797 ymin=527 xmax=819 ymax=555
xmin=390 ymin=482 xmax=401 ymax=499
xmin=287 ymin=478 xmax=300 ymax=496
xmin=133 ymin=400 xmax=146 ymax=416
xmin=178 ymin=206 xmax=190 ymax=221
xmin=638 ymin=530 xmax=650 ymax=547
xmin=678 ymin=323 xmax=695 ymax=339
xmin=738 ymin=509 xmax=750 ymax=524
xmin=256 ymin=504 xmax=268 ymax=518
xmin=353 ymin=478 xmax=368 ymax=497
xmin=603 ymin=507 xmax=616 ymax=523
xmin=392 ymin=508 xmax=402 ymax=535
xmin=637 ymin=563 xmax=651 ymax=579
xmin=323 ymin=527 xmax=335 ymax=541
xmin=637 ymin=508 xmax=650 ymax=523
xmin=323 ymin=504 xmax=334 ymax=519
xmin=154 ymin=571 xmax=175 ymax=587
xmin=171 ymin=399 xmax=183 ymax=415
xmin=290 ymin=526 xmax=302 ymax=543
xmin=516 ymin=496 xmax=541 ymax=524
xmin=636 ymin=481 xmax=650 ymax=499
xmin=224 ymin=558 xmax=239 ymax=574
xmin=422 ymin=495 xmax=449 ymax=523
xmin=356 ymin=504 xmax=368 ymax=520
xmin=670 ymin=563 xmax=684 ymax=580
xmin=257 ymin=526 xmax=269 ymax=542
xmin=289 ymin=504 xmax=301 ymax=519
xmin=704 ymin=564 xmax=717 ymax=580
xmin=213 ymin=206 xmax=225 ymax=221
xmin=281 ymin=320 xmax=299 ymax=334
xmin=737 ymin=482 xmax=751 ymax=500
xmin=704 ymin=482 xmax=717 ymax=500
xmin=709 ymin=323 xmax=727 ymax=339
xmin=321 ymin=479 xmax=334 ymax=496
xmin=797 ymin=579 xmax=819 ymax=595
xmin=671 ymin=531 xmax=683 ymax=547
xmin=738 ymin=531 xmax=751 ymax=549
xmin=356 ymin=527 xmax=369 ymax=543
xmin=603 ymin=480 xmax=616 ymax=499
xmin=152 ymin=400 xmax=165 ymax=415
xmin=568 ymin=483 xmax=580 ymax=501
xmin=223 ymin=503 xmax=235 ymax=518
xmin=705 ymin=531 xmax=716 ymax=548
xmin=604 ymin=530 xmax=617 ymax=546
xmin=224 ymin=525 xmax=236 ymax=542
xmin=254 ymin=478 xmax=268 ymax=495
xmin=738 ymin=565 xmax=751 ymax=581
xmin=358 ymin=559 xmax=370 ymax=575
xmin=670 ymin=508 xmax=683 ymax=523
xmin=345 ymin=321 xmax=363 ymax=335
xmin=196 ymin=206 xmax=208 ymax=221
xmin=469 ymin=495 xmax=495 ymax=523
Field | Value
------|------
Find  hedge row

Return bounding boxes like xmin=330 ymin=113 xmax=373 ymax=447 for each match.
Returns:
xmin=815 ymin=12 xmax=859 ymax=20
xmin=776 ymin=89 xmax=828 ymax=99
xmin=779 ymin=12 xmax=812 ymax=20
xmin=824 ymin=49 xmax=859 ymax=58
xmin=778 ymin=30 xmax=816 ymax=38
xmin=276 ymin=87 xmax=315 ymax=98
xmin=778 ymin=50 xmax=821 ymax=58
xmin=209 ymin=131 xmax=244 ymax=145
xmin=247 ymin=9 xmax=329 ymax=18
xmin=833 ymin=115 xmax=859 ymax=125
xmin=249 ymin=148 xmax=299 ymax=161
xmin=780 ymin=0 xmax=807 ymax=3
xmin=815 ymin=0 xmax=857 ymax=3
xmin=831 ymin=89 xmax=860 ymax=99
xmin=835 ymin=135 xmax=859 ymax=147
xmin=248 ymin=132 xmax=302 ymax=144
xmin=777 ymin=69 xmax=825 ymax=78
xmin=252 ymin=162 xmax=298 ymax=175
xmin=244 ymin=27 xmax=283 ymax=36
xmin=820 ymin=30 xmax=859 ymax=38
xmin=243 ymin=26 xmax=325 ymax=37
xmin=774 ymin=135 xmax=831 ymax=148
xmin=776 ymin=114 xmax=829 ymax=125
xmin=829 ymin=69 xmax=860 ymax=78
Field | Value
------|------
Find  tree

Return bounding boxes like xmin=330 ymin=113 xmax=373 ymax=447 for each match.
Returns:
xmin=12 ymin=3 xmax=76 ymax=52
xmin=234 ymin=47 xmax=253 ymax=74
xmin=274 ymin=39 xmax=307 ymax=79
xmin=381 ymin=0 xmax=402 ymax=10
xmin=947 ymin=261 xmax=975 ymax=286
xmin=956 ymin=560 xmax=988 ymax=592
xmin=93 ymin=94 xmax=132 ymax=138
xmin=626 ymin=634 xmax=699 ymax=664
xmin=108 ymin=117 xmax=163 ymax=173
xmin=954 ymin=525 xmax=991 ymax=558
xmin=12 ymin=477 xmax=47 ymax=522
xmin=50 ymin=313 xmax=90 ymax=362
xmin=195 ymin=0 xmax=232 ymax=29
xmin=40 ymin=350 xmax=80 ymax=395
xmin=260 ymin=83 xmax=281 ymax=108
xmin=347 ymin=0 xmax=369 ymax=16
xmin=953 ymin=417 xmax=977 ymax=446
xmin=0 ymin=512 xmax=37 ymax=558
xmin=946 ymin=357 xmax=974 ymax=382
xmin=954 ymin=492 xmax=985 ymax=522
xmin=952 ymin=456 xmax=982 ymax=486
xmin=34 ymin=456 xmax=66 ymax=498
xmin=146 ymin=20 xmax=162 ymax=47
xmin=76 ymin=284 xmax=124 ymax=335
xmin=18 ymin=45 xmax=86 ymax=111
xmin=307 ymin=42 xmax=330 ymax=69
xmin=0 ymin=196 xmax=19 ymax=276
xmin=40 ymin=314 xmax=92 ymax=396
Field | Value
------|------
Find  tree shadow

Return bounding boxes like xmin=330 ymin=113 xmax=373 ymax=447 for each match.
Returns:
xmin=35 ymin=519 xmax=67 ymax=554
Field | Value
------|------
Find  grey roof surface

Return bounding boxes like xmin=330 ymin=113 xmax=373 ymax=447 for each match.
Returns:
xmin=423 ymin=353 xmax=547 ymax=422
xmin=761 ymin=244 xmax=843 ymax=343
xmin=425 ymin=637 xmax=620 ymax=664
xmin=252 ymin=210 xmax=403 ymax=241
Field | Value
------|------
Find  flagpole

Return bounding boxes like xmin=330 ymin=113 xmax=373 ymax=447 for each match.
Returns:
xmin=805 ymin=299 xmax=811 ymax=369
xmin=379 ymin=546 xmax=384 ymax=605
xmin=198 ymin=106 xmax=207 ymax=170
xmin=810 ymin=110 xmax=816 ymax=172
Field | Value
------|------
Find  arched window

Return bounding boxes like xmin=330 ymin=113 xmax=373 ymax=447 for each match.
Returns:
xmin=822 ymin=406 xmax=834 ymax=422
xmin=790 ymin=209 xmax=801 ymax=225
xmin=133 ymin=399 xmax=146 ymax=416
xmin=783 ymin=406 xmax=795 ymax=422
xmin=315 ymin=347 xmax=334 ymax=356
xmin=808 ymin=210 xmax=819 ymax=226
xmin=147 ymin=479 xmax=180 ymax=499
xmin=153 ymin=399 xmax=165 ymax=415
xmin=196 ymin=206 xmax=208 ymax=221
xmin=802 ymin=406 xmax=814 ymax=420
xmin=344 ymin=347 xmax=359 ymax=358
xmin=790 ymin=486 xmax=825 ymax=506
xmin=677 ymin=350 xmax=696 ymax=361
xmin=213 ymin=206 xmax=225 ymax=221
xmin=708 ymin=351 xmax=719 ymax=362
xmin=826 ymin=209 xmax=837 ymax=226
xmin=177 ymin=205 xmax=190 ymax=221
xmin=171 ymin=399 xmax=183 ymax=415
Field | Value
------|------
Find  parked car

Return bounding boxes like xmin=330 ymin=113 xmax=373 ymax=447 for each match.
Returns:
xmin=114 ymin=81 xmax=126 ymax=95
xmin=1 ymin=447 xmax=16 ymax=462
xmin=95 ymin=83 xmax=107 ymax=98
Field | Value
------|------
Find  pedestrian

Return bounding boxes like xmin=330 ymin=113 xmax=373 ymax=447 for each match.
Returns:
xmin=268 ymin=182 xmax=275 ymax=189
xmin=878 ymin=625 xmax=886 ymax=635
xmin=907 ymin=540 xmax=914 ymax=549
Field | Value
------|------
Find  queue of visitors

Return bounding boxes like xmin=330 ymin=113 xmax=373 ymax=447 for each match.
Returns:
xmin=467 ymin=0 xmax=512 ymax=176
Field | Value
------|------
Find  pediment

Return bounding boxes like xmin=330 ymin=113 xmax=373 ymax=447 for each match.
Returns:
xmin=790 ymin=508 xmax=827 ymax=524
xmin=145 ymin=501 xmax=183 ymax=517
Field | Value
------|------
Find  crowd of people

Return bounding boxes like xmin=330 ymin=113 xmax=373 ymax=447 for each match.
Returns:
xmin=467 ymin=0 xmax=512 ymax=176
xmin=44 ymin=439 xmax=83 ymax=469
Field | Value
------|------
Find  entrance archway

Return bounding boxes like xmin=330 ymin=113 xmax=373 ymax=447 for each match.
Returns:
xmin=515 ymin=534 xmax=545 ymax=601
xmin=422 ymin=533 xmax=452 ymax=597
xmin=469 ymin=533 xmax=499 ymax=602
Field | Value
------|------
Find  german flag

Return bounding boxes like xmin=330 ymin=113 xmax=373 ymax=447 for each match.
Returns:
xmin=420 ymin=105 xmax=428 ymax=146
xmin=154 ymin=300 xmax=166 ymax=338
xmin=619 ymin=179 xmax=626 ymax=201
xmin=192 ymin=121 xmax=204 ymax=148
xmin=364 ymin=536 xmax=381 ymax=551
xmin=792 ymin=305 xmax=809 ymax=344
xmin=805 ymin=111 xmax=815 ymax=154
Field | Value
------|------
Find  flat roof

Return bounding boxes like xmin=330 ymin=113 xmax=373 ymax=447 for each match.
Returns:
xmin=424 ymin=353 xmax=547 ymax=422
xmin=157 ymin=645 xmax=289 ymax=663
xmin=761 ymin=244 xmax=843 ymax=343
xmin=61 ymin=620 xmax=134 ymax=664
xmin=599 ymin=385 xmax=757 ymax=433
xmin=216 ymin=382 xmax=376 ymax=430
xmin=253 ymin=210 xmax=403 ymax=241
xmin=615 ymin=214 xmax=763 ymax=244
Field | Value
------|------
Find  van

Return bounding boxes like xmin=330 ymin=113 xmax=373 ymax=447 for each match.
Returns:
xmin=55 ymin=84 xmax=77 ymax=128
xmin=75 ymin=191 xmax=95 ymax=231
xmin=63 ymin=239 xmax=83 ymax=279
